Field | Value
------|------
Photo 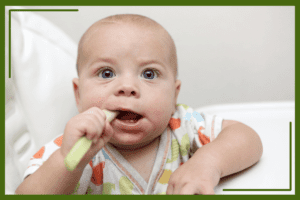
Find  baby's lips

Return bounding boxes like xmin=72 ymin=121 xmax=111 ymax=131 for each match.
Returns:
xmin=114 ymin=107 xmax=143 ymax=116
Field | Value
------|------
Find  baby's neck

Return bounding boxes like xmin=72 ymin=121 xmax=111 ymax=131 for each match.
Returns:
xmin=111 ymin=137 xmax=160 ymax=183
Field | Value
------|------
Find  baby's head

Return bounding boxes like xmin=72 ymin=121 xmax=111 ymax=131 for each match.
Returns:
xmin=73 ymin=14 xmax=181 ymax=149
xmin=76 ymin=14 xmax=178 ymax=78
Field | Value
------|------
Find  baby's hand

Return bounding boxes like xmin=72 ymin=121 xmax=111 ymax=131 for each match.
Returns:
xmin=60 ymin=107 xmax=114 ymax=170
xmin=166 ymin=157 xmax=221 ymax=195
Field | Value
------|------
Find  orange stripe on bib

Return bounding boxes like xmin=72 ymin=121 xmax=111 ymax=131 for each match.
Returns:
xmin=198 ymin=126 xmax=210 ymax=145
xmin=33 ymin=146 xmax=45 ymax=159
xmin=91 ymin=162 xmax=105 ymax=186
xmin=169 ymin=118 xmax=181 ymax=130
xmin=54 ymin=135 xmax=63 ymax=147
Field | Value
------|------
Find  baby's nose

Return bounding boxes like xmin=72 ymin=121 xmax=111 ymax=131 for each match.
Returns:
xmin=114 ymin=79 xmax=140 ymax=98
xmin=117 ymin=88 xmax=137 ymax=97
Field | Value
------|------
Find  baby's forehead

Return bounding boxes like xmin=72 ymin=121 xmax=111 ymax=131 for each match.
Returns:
xmin=77 ymin=15 xmax=177 ymax=77
xmin=84 ymin=21 xmax=168 ymax=43
xmin=81 ymin=21 xmax=173 ymax=59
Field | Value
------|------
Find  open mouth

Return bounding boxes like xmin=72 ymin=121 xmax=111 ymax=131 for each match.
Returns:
xmin=115 ymin=110 xmax=143 ymax=123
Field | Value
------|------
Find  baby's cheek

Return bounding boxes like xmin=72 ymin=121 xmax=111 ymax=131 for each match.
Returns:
xmin=158 ymin=90 xmax=175 ymax=109
xmin=81 ymin=95 xmax=106 ymax=112
xmin=147 ymin=98 xmax=173 ymax=123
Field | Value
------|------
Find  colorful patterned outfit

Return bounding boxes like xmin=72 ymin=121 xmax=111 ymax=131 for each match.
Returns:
xmin=24 ymin=104 xmax=223 ymax=194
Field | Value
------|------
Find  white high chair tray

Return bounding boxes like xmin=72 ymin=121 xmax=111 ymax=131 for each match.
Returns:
xmin=195 ymin=101 xmax=295 ymax=195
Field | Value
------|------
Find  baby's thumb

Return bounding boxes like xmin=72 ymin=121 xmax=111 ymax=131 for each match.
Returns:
xmin=103 ymin=121 xmax=114 ymax=142
xmin=95 ymin=121 xmax=114 ymax=149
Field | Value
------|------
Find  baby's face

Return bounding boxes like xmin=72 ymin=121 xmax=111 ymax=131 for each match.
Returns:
xmin=73 ymin=23 xmax=181 ymax=149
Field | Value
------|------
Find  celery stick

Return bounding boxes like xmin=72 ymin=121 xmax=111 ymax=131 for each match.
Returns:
xmin=64 ymin=137 xmax=92 ymax=171
xmin=64 ymin=109 xmax=118 ymax=171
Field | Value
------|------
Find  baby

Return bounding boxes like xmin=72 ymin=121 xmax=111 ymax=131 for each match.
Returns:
xmin=16 ymin=14 xmax=263 ymax=195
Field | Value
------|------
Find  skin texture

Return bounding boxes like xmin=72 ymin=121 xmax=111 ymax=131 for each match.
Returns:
xmin=73 ymin=22 xmax=181 ymax=150
xmin=15 ymin=15 xmax=263 ymax=195
xmin=166 ymin=120 xmax=263 ymax=194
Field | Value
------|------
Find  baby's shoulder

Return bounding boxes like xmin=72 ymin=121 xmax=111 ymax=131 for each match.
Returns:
xmin=171 ymin=103 xmax=205 ymax=126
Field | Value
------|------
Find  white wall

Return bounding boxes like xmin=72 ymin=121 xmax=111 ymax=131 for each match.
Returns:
xmin=16 ymin=6 xmax=295 ymax=108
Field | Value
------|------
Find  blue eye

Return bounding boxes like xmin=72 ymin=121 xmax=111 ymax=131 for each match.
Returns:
xmin=99 ymin=68 xmax=115 ymax=79
xmin=142 ymin=69 xmax=158 ymax=79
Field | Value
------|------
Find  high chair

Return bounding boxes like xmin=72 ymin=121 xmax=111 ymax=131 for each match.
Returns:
xmin=5 ymin=8 xmax=295 ymax=195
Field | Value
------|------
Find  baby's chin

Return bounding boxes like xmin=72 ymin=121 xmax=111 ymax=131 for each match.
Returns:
xmin=108 ymin=132 xmax=160 ymax=151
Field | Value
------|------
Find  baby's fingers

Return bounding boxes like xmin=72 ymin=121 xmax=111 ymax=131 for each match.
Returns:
xmin=82 ymin=108 xmax=107 ymax=141
xmin=178 ymin=183 xmax=215 ymax=195
xmin=184 ymin=184 xmax=215 ymax=195
xmin=198 ymin=187 xmax=215 ymax=195
xmin=166 ymin=183 xmax=174 ymax=194
xmin=94 ymin=121 xmax=114 ymax=149
xmin=166 ymin=181 xmax=215 ymax=195
xmin=179 ymin=184 xmax=199 ymax=195
xmin=82 ymin=114 xmax=105 ymax=141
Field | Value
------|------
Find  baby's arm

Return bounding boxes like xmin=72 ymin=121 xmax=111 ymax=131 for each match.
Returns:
xmin=15 ymin=149 xmax=83 ymax=194
xmin=166 ymin=120 xmax=263 ymax=194
xmin=15 ymin=107 xmax=114 ymax=194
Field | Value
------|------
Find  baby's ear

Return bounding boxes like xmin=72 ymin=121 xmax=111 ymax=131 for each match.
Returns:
xmin=174 ymin=79 xmax=181 ymax=101
xmin=173 ymin=79 xmax=181 ymax=114
xmin=72 ymin=78 xmax=82 ymax=112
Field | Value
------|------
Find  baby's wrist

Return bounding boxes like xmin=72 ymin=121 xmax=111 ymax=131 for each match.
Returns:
xmin=56 ymin=149 xmax=88 ymax=174
xmin=190 ymin=150 xmax=222 ymax=184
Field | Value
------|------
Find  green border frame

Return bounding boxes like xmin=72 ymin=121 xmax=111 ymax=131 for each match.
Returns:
xmin=3 ymin=2 xmax=297 ymax=197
